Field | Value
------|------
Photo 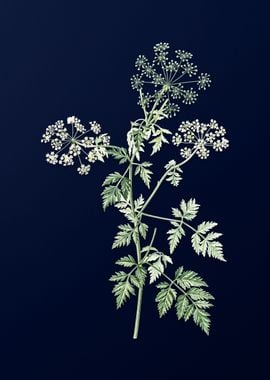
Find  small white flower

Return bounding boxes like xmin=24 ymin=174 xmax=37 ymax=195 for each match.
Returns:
xmin=180 ymin=147 xmax=192 ymax=159
xmin=213 ymin=138 xmax=229 ymax=152
xmin=90 ymin=121 xmax=101 ymax=134
xmin=196 ymin=147 xmax=210 ymax=159
xmin=87 ymin=151 xmax=97 ymax=163
xmin=41 ymin=133 xmax=51 ymax=143
xmin=69 ymin=143 xmax=81 ymax=156
xmin=59 ymin=154 xmax=74 ymax=166
xmin=81 ymin=136 xmax=95 ymax=148
xmin=74 ymin=122 xmax=86 ymax=133
xmin=205 ymin=132 xmax=216 ymax=143
xmin=172 ymin=133 xmax=182 ymax=146
xmin=67 ymin=116 xmax=76 ymax=124
xmin=51 ymin=138 xmax=63 ymax=151
xmin=101 ymin=134 xmax=110 ymax=146
xmin=46 ymin=152 xmax=58 ymax=165
xmin=77 ymin=164 xmax=91 ymax=175
xmin=209 ymin=119 xmax=219 ymax=129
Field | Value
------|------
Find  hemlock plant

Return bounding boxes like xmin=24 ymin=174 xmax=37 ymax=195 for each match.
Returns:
xmin=41 ymin=43 xmax=229 ymax=339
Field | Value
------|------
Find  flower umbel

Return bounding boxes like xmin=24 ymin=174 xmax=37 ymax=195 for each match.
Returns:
xmin=172 ymin=119 xmax=229 ymax=159
xmin=41 ymin=116 xmax=111 ymax=175
xmin=131 ymin=42 xmax=212 ymax=117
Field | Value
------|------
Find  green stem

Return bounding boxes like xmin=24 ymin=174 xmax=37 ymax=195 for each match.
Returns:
xmin=142 ymin=211 xmax=204 ymax=236
xmin=128 ymin=158 xmax=144 ymax=339
xmin=133 ymin=287 xmax=143 ymax=339
xmin=139 ymin=148 xmax=198 ymax=216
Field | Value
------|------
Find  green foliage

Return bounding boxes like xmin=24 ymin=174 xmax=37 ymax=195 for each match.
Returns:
xmin=146 ymin=251 xmax=173 ymax=284
xmin=108 ymin=146 xmax=129 ymax=164
xmin=149 ymin=127 xmax=172 ymax=155
xmin=112 ymin=224 xmax=135 ymax=249
xmin=102 ymin=171 xmax=131 ymax=210
xmin=110 ymin=271 xmax=136 ymax=309
xmin=101 ymin=185 xmax=122 ymax=211
xmin=116 ymin=255 xmax=137 ymax=267
xmin=191 ymin=221 xmax=226 ymax=261
xmin=127 ymin=121 xmax=147 ymax=160
xmin=155 ymin=266 xmax=214 ymax=335
xmin=155 ymin=282 xmax=177 ymax=317
xmin=172 ymin=198 xmax=200 ymax=220
xmin=167 ymin=222 xmax=185 ymax=254
xmin=174 ymin=266 xmax=208 ymax=289
xmin=164 ymin=160 xmax=183 ymax=187
xmin=134 ymin=162 xmax=153 ymax=188
xmin=138 ymin=222 xmax=148 ymax=239
xmin=43 ymin=44 xmax=227 ymax=339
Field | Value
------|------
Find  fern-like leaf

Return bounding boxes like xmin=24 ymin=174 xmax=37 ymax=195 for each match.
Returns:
xmin=155 ymin=282 xmax=177 ymax=317
xmin=115 ymin=255 xmax=136 ymax=267
xmin=135 ymin=162 xmax=153 ymax=189
xmin=167 ymin=223 xmax=185 ymax=254
xmin=101 ymin=185 xmax=122 ymax=211
xmin=112 ymin=224 xmax=134 ymax=249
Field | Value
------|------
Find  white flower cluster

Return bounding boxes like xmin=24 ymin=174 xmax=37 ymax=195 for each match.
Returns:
xmin=172 ymin=119 xmax=229 ymax=159
xmin=41 ymin=116 xmax=111 ymax=175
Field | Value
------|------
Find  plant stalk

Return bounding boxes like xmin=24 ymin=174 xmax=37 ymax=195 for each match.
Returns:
xmin=133 ymin=287 xmax=143 ymax=339
xmin=128 ymin=158 xmax=144 ymax=339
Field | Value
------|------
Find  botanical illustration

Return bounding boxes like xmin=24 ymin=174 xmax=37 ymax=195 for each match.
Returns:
xmin=41 ymin=43 xmax=229 ymax=339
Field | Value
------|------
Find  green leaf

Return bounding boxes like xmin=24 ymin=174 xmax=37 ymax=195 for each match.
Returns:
xmin=139 ymin=222 xmax=148 ymax=239
xmin=176 ymin=295 xmax=189 ymax=320
xmin=191 ymin=233 xmax=201 ymax=254
xmin=180 ymin=199 xmax=200 ymax=220
xmin=101 ymin=185 xmax=122 ymax=210
xmin=112 ymin=224 xmax=134 ymax=249
xmin=130 ymin=274 xmax=141 ymax=288
xmin=187 ymin=288 xmax=215 ymax=301
xmin=127 ymin=126 xmax=145 ymax=160
xmin=102 ymin=172 xmax=122 ymax=186
xmin=191 ymin=221 xmax=226 ymax=261
xmin=175 ymin=268 xmax=208 ymax=289
xmin=109 ymin=271 xmax=128 ymax=282
xmin=165 ymin=161 xmax=183 ymax=187
xmin=167 ymin=223 xmax=185 ymax=254
xmin=134 ymin=195 xmax=145 ymax=211
xmin=115 ymin=255 xmax=136 ymax=268
xmin=205 ymin=232 xmax=223 ymax=241
xmin=205 ymin=240 xmax=226 ymax=261
xmin=184 ymin=304 xmax=195 ymax=321
xmin=148 ymin=258 xmax=164 ymax=284
xmin=112 ymin=278 xmax=135 ymax=309
xmin=193 ymin=308 xmax=211 ymax=335
xmin=149 ymin=127 xmax=171 ymax=155
xmin=155 ymin=283 xmax=177 ymax=317
xmin=197 ymin=221 xmax=218 ymax=234
xmin=135 ymin=266 xmax=147 ymax=288
xmin=135 ymin=162 xmax=153 ymax=188
xmin=195 ymin=300 xmax=213 ymax=309
xmin=108 ymin=146 xmax=129 ymax=164
xmin=191 ymin=220 xmax=226 ymax=261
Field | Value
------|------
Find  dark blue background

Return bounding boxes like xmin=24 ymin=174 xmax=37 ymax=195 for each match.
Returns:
xmin=1 ymin=0 xmax=268 ymax=379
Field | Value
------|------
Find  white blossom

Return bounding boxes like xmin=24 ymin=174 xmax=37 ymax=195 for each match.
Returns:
xmin=46 ymin=152 xmax=58 ymax=165
xmin=180 ymin=147 xmax=192 ymax=159
xmin=41 ymin=117 xmax=111 ymax=175
xmin=77 ymin=164 xmax=91 ymax=175
xmin=172 ymin=119 xmax=229 ymax=160
xmin=90 ymin=121 xmax=101 ymax=134
xmin=59 ymin=154 xmax=74 ymax=166
xmin=87 ymin=151 xmax=97 ymax=163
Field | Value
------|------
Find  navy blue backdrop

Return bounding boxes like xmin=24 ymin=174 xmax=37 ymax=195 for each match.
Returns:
xmin=1 ymin=1 xmax=268 ymax=379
